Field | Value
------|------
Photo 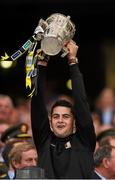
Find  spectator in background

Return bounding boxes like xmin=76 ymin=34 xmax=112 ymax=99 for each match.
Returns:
xmin=0 ymin=94 xmax=22 ymax=126
xmin=8 ymin=142 xmax=38 ymax=179
xmin=1 ymin=123 xmax=32 ymax=168
xmin=1 ymin=123 xmax=32 ymax=144
xmin=0 ymin=95 xmax=31 ymax=127
xmin=0 ymin=94 xmax=14 ymax=124
xmin=94 ymin=87 xmax=115 ymax=126
xmin=91 ymin=110 xmax=113 ymax=137
xmin=95 ymin=128 xmax=115 ymax=151
xmin=94 ymin=138 xmax=115 ymax=179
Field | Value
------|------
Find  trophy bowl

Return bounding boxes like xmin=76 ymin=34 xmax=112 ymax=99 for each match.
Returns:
xmin=41 ymin=13 xmax=76 ymax=56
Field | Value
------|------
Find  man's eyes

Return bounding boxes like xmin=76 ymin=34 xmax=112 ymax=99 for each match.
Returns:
xmin=52 ymin=115 xmax=59 ymax=119
xmin=64 ymin=115 xmax=71 ymax=118
xmin=52 ymin=115 xmax=71 ymax=119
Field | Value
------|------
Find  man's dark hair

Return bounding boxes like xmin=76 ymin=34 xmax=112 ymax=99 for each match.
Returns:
xmin=50 ymin=99 xmax=75 ymax=116
xmin=96 ymin=128 xmax=115 ymax=144
xmin=94 ymin=145 xmax=112 ymax=167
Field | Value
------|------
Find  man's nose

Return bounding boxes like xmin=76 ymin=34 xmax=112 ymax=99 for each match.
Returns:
xmin=58 ymin=116 xmax=63 ymax=122
xmin=31 ymin=159 xmax=37 ymax=166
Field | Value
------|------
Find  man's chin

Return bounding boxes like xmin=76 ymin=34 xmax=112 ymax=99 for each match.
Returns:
xmin=54 ymin=131 xmax=70 ymax=138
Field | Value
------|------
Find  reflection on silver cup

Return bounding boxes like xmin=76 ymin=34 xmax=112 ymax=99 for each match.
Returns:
xmin=41 ymin=13 xmax=76 ymax=56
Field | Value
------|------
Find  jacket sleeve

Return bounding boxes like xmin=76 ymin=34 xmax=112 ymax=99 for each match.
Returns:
xmin=70 ymin=63 xmax=96 ymax=152
xmin=31 ymin=65 xmax=50 ymax=150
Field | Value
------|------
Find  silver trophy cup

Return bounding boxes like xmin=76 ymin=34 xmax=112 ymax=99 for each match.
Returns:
xmin=39 ymin=13 xmax=76 ymax=56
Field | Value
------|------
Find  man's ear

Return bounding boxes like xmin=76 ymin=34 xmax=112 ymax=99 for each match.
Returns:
xmin=48 ymin=115 xmax=53 ymax=132
xmin=102 ymin=158 xmax=110 ymax=169
xmin=12 ymin=160 xmax=20 ymax=169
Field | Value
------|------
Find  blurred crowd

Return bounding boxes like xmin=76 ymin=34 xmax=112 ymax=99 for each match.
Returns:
xmin=0 ymin=86 xmax=115 ymax=178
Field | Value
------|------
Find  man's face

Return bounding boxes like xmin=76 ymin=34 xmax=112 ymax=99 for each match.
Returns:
xmin=0 ymin=98 xmax=13 ymax=122
xmin=14 ymin=149 xmax=38 ymax=169
xmin=50 ymin=106 xmax=75 ymax=138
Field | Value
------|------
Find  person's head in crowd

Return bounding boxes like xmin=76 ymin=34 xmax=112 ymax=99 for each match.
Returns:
xmin=94 ymin=87 xmax=115 ymax=126
xmin=9 ymin=142 xmax=38 ymax=170
xmin=95 ymin=87 xmax=115 ymax=110
xmin=2 ymin=140 xmax=26 ymax=167
xmin=97 ymin=124 xmax=113 ymax=135
xmin=1 ymin=123 xmax=32 ymax=144
xmin=0 ymin=94 xmax=14 ymax=123
xmin=94 ymin=128 xmax=115 ymax=152
xmin=96 ymin=128 xmax=115 ymax=146
xmin=94 ymin=143 xmax=115 ymax=179
xmin=92 ymin=112 xmax=114 ymax=136
xmin=1 ymin=123 xmax=32 ymax=167
xmin=49 ymin=99 xmax=76 ymax=138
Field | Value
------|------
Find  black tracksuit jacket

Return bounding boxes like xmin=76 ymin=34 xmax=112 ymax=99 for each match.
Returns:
xmin=31 ymin=63 xmax=96 ymax=179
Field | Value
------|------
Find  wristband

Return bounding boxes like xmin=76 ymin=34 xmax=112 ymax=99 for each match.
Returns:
xmin=68 ymin=57 xmax=78 ymax=65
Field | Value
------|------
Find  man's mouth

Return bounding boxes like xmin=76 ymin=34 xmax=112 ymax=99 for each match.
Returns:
xmin=57 ymin=125 xmax=65 ymax=129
